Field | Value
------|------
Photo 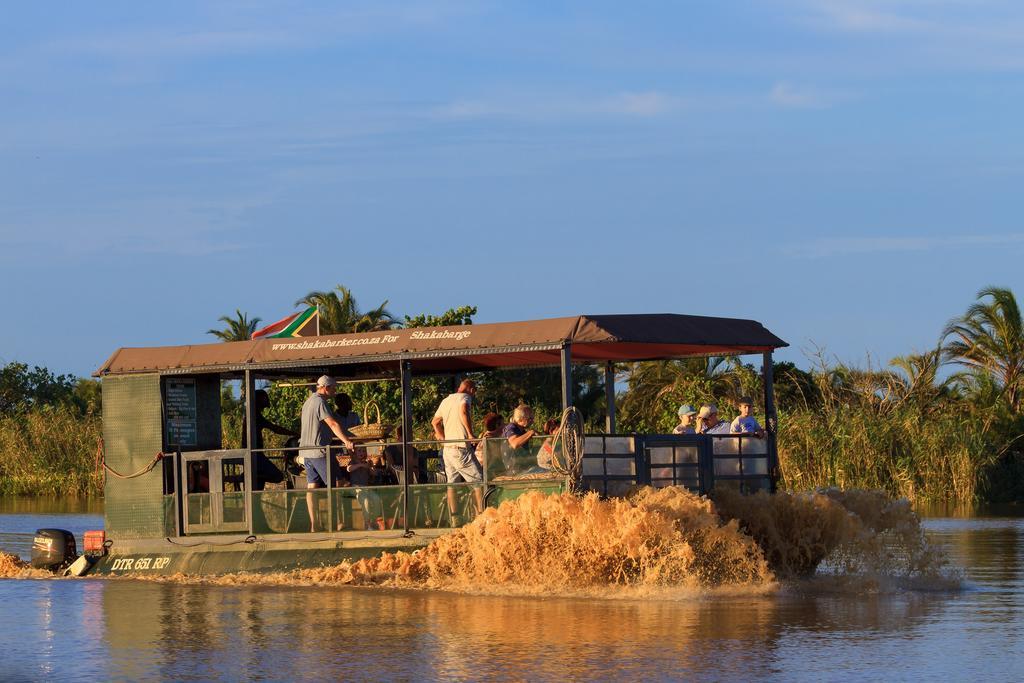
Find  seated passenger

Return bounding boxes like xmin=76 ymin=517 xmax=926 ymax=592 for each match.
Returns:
xmin=501 ymin=405 xmax=537 ymax=472
xmin=475 ymin=412 xmax=504 ymax=470
xmin=383 ymin=426 xmax=418 ymax=484
xmin=730 ymin=396 xmax=764 ymax=437
xmin=672 ymin=404 xmax=697 ymax=435
xmin=695 ymin=404 xmax=730 ymax=434
xmin=537 ymin=418 xmax=561 ymax=470
xmin=347 ymin=447 xmax=383 ymax=529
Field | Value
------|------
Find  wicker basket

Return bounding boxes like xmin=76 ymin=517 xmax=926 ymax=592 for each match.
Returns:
xmin=349 ymin=401 xmax=392 ymax=441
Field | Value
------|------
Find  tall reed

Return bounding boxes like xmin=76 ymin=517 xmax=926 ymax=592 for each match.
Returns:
xmin=0 ymin=407 xmax=103 ymax=496
xmin=777 ymin=404 xmax=1000 ymax=506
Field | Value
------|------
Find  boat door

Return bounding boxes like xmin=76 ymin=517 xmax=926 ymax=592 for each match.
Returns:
xmin=180 ymin=449 xmax=249 ymax=534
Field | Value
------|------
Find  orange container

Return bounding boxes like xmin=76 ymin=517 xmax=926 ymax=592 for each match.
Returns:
xmin=84 ymin=530 xmax=106 ymax=554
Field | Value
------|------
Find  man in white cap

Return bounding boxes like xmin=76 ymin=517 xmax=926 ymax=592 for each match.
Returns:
xmin=300 ymin=375 xmax=355 ymax=532
xmin=695 ymin=403 xmax=731 ymax=434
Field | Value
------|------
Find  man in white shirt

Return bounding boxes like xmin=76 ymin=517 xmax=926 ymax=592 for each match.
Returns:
xmin=431 ymin=379 xmax=484 ymax=523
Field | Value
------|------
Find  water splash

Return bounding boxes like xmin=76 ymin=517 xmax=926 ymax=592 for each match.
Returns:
xmin=0 ymin=552 xmax=49 ymax=579
xmin=321 ymin=488 xmax=774 ymax=593
xmin=712 ymin=487 xmax=955 ymax=590
xmin=2 ymin=487 xmax=956 ymax=594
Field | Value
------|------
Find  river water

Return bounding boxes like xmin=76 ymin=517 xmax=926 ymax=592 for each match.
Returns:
xmin=0 ymin=498 xmax=1021 ymax=681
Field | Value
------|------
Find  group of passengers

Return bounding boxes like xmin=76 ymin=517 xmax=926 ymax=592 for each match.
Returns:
xmin=282 ymin=374 xmax=768 ymax=531
xmin=672 ymin=396 xmax=764 ymax=437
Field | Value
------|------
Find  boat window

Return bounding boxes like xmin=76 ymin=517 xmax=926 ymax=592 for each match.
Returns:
xmin=187 ymin=460 xmax=210 ymax=494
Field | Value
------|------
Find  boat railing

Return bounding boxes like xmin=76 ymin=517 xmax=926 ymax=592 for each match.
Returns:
xmin=170 ymin=434 xmax=566 ymax=536
xmin=168 ymin=432 xmax=772 ymax=537
xmin=579 ymin=433 xmax=774 ymax=497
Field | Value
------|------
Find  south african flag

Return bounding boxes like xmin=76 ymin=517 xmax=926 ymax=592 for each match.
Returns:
xmin=251 ymin=306 xmax=319 ymax=339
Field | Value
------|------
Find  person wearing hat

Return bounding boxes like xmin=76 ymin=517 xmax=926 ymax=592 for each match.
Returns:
xmin=730 ymin=396 xmax=764 ymax=437
xmin=673 ymin=405 xmax=697 ymax=434
xmin=300 ymin=375 xmax=356 ymax=532
xmin=695 ymin=403 xmax=730 ymax=434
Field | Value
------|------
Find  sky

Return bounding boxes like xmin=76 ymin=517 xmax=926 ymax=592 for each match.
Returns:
xmin=2 ymin=1 xmax=1023 ymax=378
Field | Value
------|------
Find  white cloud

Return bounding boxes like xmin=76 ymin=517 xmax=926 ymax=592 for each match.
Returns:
xmin=607 ymin=91 xmax=678 ymax=117
xmin=810 ymin=2 xmax=930 ymax=33
xmin=783 ymin=234 xmax=1024 ymax=259
xmin=431 ymin=91 xmax=686 ymax=122
xmin=49 ymin=30 xmax=297 ymax=60
xmin=769 ymin=82 xmax=851 ymax=109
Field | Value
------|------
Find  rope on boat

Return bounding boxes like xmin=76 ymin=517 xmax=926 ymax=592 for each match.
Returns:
xmin=548 ymin=406 xmax=585 ymax=489
xmin=95 ymin=438 xmax=165 ymax=480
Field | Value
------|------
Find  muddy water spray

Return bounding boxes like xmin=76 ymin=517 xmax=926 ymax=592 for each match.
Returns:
xmin=1 ymin=487 xmax=953 ymax=593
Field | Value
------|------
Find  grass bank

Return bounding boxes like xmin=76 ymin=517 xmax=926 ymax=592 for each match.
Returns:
xmin=0 ymin=408 xmax=102 ymax=497
xmin=777 ymin=403 xmax=1022 ymax=506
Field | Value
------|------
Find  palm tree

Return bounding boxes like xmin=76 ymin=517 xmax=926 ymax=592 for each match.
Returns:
xmin=295 ymin=285 xmax=396 ymax=335
xmin=208 ymin=310 xmax=262 ymax=342
xmin=616 ymin=356 xmax=740 ymax=432
xmin=888 ymin=347 xmax=955 ymax=408
xmin=943 ymin=286 xmax=1024 ymax=413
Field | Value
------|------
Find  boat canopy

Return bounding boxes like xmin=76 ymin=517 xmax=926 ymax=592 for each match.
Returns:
xmin=94 ymin=313 xmax=788 ymax=377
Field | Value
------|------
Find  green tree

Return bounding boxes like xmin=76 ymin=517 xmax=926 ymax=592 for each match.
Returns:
xmin=208 ymin=309 xmax=262 ymax=342
xmin=616 ymin=357 xmax=746 ymax=432
xmin=943 ymin=286 xmax=1024 ymax=413
xmin=772 ymin=361 xmax=820 ymax=411
xmin=404 ymin=305 xmax=476 ymax=329
xmin=296 ymin=285 xmax=396 ymax=334
xmin=0 ymin=362 xmax=78 ymax=415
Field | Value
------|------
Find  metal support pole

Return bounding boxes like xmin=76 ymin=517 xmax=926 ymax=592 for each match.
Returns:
xmin=173 ymin=448 xmax=183 ymax=537
xmin=560 ymin=344 xmax=573 ymax=411
xmin=604 ymin=361 xmax=616 ymax=434
xmin=762 ymin=351 xmax=780 ymax=493
xmin=243 ymin=370 xmax=257 ymax=536
xmin=400 ymin=360 xmax=414 ymax=534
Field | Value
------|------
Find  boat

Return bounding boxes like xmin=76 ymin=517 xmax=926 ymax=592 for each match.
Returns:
xmin=76 ymin=313 xmax=786 ymax=576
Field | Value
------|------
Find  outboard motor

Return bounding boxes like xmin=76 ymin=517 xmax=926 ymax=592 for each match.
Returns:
xmin=31 ymin=529 xmax=77 ymax=571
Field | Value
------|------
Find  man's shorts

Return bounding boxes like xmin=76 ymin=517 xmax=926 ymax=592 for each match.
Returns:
xmin=443 ymin=446 xmax=483 ymax=483
xmin=305 ymin=455 xmax=330 ymax=486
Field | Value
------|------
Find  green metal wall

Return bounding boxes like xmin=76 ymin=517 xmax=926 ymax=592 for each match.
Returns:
xmin=102 ymin=374 xmax=168 ymax=539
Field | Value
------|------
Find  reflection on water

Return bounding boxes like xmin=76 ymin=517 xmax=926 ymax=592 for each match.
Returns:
xmin=1 ymin=504 xmax=1022 ymax=680
xmin=0 ymin=497 xmax=103 ymax=560
xmin=0 ymin=496 xmax=103 ymax=516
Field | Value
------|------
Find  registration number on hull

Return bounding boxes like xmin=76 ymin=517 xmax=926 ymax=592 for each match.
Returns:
xmin=109 ymin=556 xmax=172 ymax=572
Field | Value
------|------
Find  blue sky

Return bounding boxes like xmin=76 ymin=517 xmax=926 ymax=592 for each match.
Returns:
xmin=2 ymin=1 xmax=1023 ymax=377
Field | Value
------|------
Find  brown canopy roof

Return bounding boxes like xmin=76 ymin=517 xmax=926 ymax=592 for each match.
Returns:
xmin=94 ymin=313 xmax=787 ymax=377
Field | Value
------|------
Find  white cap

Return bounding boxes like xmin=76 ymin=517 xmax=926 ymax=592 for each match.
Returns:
xmin=697 ymin=404 xmax=718 ymax=419
xmin=316 ymin=375 xmax=336 ymax=388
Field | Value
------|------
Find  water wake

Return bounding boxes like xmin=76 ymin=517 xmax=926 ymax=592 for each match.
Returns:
xmin=1 ymin=487 xmax=956 ymax=594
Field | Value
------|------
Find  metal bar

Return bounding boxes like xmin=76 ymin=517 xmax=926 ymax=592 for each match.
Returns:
xmin=762 ymin=351 xmax=779 ymax=493
xmin=635 ymin=434 xmax=648 ymax=486
xmin=400 ymin=360 xmax=413 ymax=534
xmin=173 ymin=449 xmax=182 ymax=537
xmin=243 ymin=370 xmax=256 ymax=536
xmin=560 ymin=344 xmax=573 ymax=410
xmin=604 ymin=361 xmax=616 ymax=433
xmin=699 ymin=435 xmax=713 ymax=495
